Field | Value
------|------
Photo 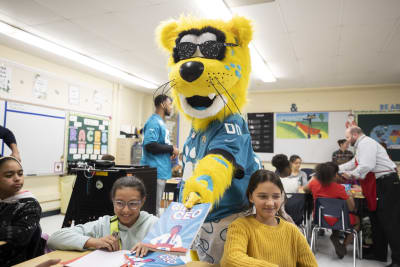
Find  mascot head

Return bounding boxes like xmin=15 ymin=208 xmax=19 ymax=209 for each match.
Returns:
xmin=157 ymin=16 xmax=253 ymax=130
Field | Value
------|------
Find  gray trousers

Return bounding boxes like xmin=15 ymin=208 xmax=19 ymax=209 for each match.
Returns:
xmin=156 ymin=179 xmax=167 ymax=216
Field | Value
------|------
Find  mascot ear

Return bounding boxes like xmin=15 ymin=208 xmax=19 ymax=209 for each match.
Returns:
xmin=156 ymin=20 xmax=179 ymax=52
xmin=229 ymin=16 xmax=253 ymax=47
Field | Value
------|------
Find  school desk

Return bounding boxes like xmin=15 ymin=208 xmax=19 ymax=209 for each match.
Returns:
xmin=14 ymin=250 xmax=220 ymax=267
xmin=13 ymin=250 xmax=90 ymax=267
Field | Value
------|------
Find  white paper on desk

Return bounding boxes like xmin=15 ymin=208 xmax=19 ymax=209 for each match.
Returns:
xmin=65 ymin=249 xmax=129 ymax=267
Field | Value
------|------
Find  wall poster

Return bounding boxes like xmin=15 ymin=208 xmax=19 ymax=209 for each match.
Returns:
xmin=67 ymin=114 xmax=109 ymax=161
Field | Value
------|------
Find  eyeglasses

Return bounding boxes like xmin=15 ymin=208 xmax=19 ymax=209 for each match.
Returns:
xmin=113 ymin=200 xmax=142 ymax=210
xmin=175 ymin=41 xmax=238 ymax=61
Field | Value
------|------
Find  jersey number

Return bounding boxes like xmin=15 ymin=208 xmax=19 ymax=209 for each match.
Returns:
xmin=224 ymin=123 xmax=242 ymax=135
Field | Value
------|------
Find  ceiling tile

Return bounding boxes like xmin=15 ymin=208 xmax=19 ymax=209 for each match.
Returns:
xmin=232 ymin=2 xmax=287 ymax=36
xmin=32 ymin=19 xmax=126 ymax=55
xmin=0 ymin=0 xmax=61 ymax=25
xmin=339 ymin=23 xmax=395 ymax=56
xmin=304 ymin=78 xmax=337 ymax=88
xmin=0 ymin=0 xmax=398 ymax=90
xmin=384 ymin=21 xmax=400 ymax=54
xmin=342 ymin=0 xmax=400 ymax=26
xmin=336 ymin=52 xmax=399 ymax=75
xmin=335 ymin=72 xmax=384 ymax=86
xmin=291 ymin=27 xmax=339 ymax=59
xmin=298 ymin=58 xmax=335 ymax=78
xmin=91 ymin=0 xmax=171 ymax=13
xmin=254 ymin=32 xmax=295 ymax=61
xmin=279 ymin=0 xmax=342 ymax=32
xmin=71 ymin=13 xmax=136 ymax=50
xmin=96 ymin=50 xmax=168 ymax=84
xmin=35 ymin=0 xmax=108 ymax=20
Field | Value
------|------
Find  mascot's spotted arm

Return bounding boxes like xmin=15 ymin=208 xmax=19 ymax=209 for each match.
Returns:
xmin=157 ymin=16 xmax=261 ymax=263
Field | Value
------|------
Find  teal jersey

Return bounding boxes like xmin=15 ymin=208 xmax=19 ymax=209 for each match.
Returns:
xmin=180 ymin=114 xmax=261 ymax=222
xmin=140 ymin=114 xmax=172 ymax=180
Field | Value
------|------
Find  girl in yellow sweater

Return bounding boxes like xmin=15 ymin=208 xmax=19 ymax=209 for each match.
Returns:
xmin=221 ymin=170 xmax=317 ymax=267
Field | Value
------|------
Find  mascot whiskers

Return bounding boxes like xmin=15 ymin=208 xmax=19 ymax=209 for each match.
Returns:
xmin=157 ymin=16 xmax=261 ymax=263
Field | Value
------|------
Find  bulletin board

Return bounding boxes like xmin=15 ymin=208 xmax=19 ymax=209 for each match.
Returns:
xmin=247 ymin=112 xmax=274 ymax=153
xmin=67 ymin=114 xmax=110 ymax=161
xmin=356 ymin=112 xmax=400 ymax=162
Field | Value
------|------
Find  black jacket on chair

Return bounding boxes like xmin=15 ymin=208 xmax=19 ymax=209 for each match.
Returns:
xmin=0 ymin=197 xmax=43 ymax=267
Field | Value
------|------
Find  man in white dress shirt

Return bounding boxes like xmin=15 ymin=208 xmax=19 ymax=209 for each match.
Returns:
xmin=340 ymin=126 xmax=399 ymax=267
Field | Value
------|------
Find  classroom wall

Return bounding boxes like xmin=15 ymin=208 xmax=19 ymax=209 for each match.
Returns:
xmin=178 ymin=84 xmax=400 ymax=171
xmin=111 ymin=83 xmax=153 ymax=154
xmin=245 ymin=85 xmax=400 ymax=113
xmin=0 ymin=44 xmax=153 ymax=212
xmin=245 ymin=85 xmax=400 ymax=169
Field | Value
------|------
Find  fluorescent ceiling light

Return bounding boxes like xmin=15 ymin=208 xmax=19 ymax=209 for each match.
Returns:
xmin=0 ymin=21 xmax=158 ymax=89
xmin=196 ymin=0 xmax=277 ymax=83
xmin=250 ymin=44 xmax=277 ymax=82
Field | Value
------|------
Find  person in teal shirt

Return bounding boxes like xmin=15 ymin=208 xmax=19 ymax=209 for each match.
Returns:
xmin=141 ymin=95 xmax=179 ymax=216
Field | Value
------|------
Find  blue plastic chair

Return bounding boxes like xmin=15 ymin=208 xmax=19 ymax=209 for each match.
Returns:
xmin=301 ymin=168 xmax=314 ymax=181
xmin=310 ymin=197 xmax=362 ymax=267
xmin=286 ymin=193 xmax=308 ymax=238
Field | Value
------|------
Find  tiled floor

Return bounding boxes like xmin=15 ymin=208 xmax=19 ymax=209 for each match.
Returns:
xmin=40 ymin=215 xmax=389 ymax=266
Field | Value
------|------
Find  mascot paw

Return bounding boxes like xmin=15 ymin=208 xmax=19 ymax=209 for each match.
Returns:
xmin=182 ymin=154 xmax=234 ymax=207
xmin=184 ymin=192 xmax=202 ymax=209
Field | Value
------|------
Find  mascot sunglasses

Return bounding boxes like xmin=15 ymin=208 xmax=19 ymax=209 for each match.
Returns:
xmin=176 ymin=40 xmax=238 ymax=60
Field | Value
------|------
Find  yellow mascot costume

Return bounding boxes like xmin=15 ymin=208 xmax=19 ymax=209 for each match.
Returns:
xmin=157 ymin=16 xmax=261 ymax=263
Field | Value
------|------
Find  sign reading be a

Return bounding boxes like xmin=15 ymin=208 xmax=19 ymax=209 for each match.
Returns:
xmin=380 ymin=104 xmax=400 ymax=111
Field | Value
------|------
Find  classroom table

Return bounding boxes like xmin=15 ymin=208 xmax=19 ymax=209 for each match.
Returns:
xmin=0 ymin=241 xmax=6 ymax=245
xmin=14 ymin=250 xmax=219 ymax=267
xmin=13 ymin=250 xmax=90 ymax=267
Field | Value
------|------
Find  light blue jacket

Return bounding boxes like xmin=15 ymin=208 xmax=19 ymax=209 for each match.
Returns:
xmin=47 ymin=211 xmax=158 ymax=251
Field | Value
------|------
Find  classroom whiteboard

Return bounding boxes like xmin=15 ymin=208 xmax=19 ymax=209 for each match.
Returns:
xmin=256 ymin=111 xmax=350 ymax=163
xmin=2 ymin=101 xmax=66 ymax=175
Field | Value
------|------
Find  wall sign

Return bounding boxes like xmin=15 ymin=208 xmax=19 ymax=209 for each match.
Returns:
xmin=247 ymin=113 xmax=274 ymax=153
xmin=380 ymin=104 xmax=400 ymax=111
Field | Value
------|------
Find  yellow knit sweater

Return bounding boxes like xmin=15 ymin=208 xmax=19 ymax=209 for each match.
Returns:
xmin=220 ymin=215 xmax=317 ymax=267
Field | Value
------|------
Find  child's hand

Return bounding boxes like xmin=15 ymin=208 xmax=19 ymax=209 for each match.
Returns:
xmin=341 ymin=172 xmax=352 ymax=180
xmin=351 ymin=184 xmax=361 ymax=191
xmin=131 ymin=242 xmax=149 ymax=257
xmin=85 ymin=235 xmax=119 ymax=251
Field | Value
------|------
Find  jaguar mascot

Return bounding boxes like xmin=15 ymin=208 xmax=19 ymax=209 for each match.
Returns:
xmin=157 ymin=16 xmax=261 ymax=263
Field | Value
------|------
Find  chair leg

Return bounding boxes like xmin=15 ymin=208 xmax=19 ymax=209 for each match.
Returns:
xmin=353 ymin=232 xmax=357 ymax=267
xmin=302 ymin=226 xmax=306 ymax=238
xmin=359 ymin=230 xmax=363 ymax=260
xmin=310 ymin=228 xmax=315 ymax=252
xmin=311 ymin=227 xmax=318 ymax=253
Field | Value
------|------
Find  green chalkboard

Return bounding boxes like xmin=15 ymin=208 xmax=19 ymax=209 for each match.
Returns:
xmin=357 ymin=112 xmax=400 ymax=162
xmin=67 ymin=114 xmax=109 ymax=161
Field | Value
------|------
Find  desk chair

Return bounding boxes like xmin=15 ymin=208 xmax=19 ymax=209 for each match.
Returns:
xmin=26 ymin=226 xmax=45 ymax=260
xmin=310 ymin=197 xmax=362 ymax=267
xmin=285 ymin=193 xmax=308 ymax=239
xmin=301 ymin=168 xmax=314 ymax=181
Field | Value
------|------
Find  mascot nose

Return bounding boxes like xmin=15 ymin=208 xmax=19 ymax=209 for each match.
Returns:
xmin=179 ymin=61 xmax=204 ymax=82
